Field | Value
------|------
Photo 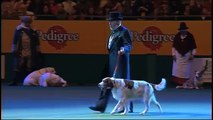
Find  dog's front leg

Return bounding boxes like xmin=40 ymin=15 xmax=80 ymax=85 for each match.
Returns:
xmin=110 ymin=101 xmax=123 ymax=115
xmin=140 ymin=88 xmax=151 ymax=115
xmin=120 ymin=100 xmax=128 ymax=115
xmin=140 ymin=100 xmax=149 ymax=115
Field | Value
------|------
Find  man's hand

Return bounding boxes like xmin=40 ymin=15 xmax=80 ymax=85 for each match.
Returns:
xmin=118 ymin=47 xmax=125 ymax=55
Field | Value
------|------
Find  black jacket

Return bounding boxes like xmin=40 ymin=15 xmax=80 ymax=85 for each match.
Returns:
xmin=107 ymin=26 xmax=132 ymax=79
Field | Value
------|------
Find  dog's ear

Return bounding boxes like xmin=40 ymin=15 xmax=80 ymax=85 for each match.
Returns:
xmin=102 ymin=77 xmax=110 ymax=82
xmin=102 ymin=77 xmax=114 ymax=88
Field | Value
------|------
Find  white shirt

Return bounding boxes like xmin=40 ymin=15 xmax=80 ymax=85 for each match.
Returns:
xmin=108 ymin=33 xmax=114 ymax=49
xmin=108 ymin=25 xmax=121 ymax=49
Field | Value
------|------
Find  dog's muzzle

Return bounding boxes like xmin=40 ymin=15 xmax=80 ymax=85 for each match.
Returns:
xmin=98 ymin=83 xmax=110 ymax=90
xmin=98 ymin=83 xmax=102 ymax=88
xmin=98 ymin=83 xmax=104 ymax=89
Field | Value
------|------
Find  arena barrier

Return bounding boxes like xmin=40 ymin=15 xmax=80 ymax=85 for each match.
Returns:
xmin=2 ymin=20 xmax=211 ymax=55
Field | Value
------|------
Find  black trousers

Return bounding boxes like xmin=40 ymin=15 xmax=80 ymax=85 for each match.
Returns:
xmin=12 ymin=70 xmax=29 ymax=84
xmin=12 ymin=57 xmax=32 ymax=84
xmin=95 ymin=88 xmax=133 ymax=111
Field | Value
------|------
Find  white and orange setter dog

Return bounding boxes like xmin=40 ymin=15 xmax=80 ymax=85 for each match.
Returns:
xmin=98 ymin=77 xmax=166 ymax=115
xmin=23 ymin=67 xmax=67 ymax=87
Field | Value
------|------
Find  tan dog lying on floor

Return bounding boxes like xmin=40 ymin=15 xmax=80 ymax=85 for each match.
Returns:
xmin=176 ymin=63 xmax=208 ymax=89
xmin=176 ymin=71 xmax=203 ymax=89
xmin=23 ymin=67 xmax=56 ymax=86
xmin=98 ymin=77 xmax=166 ymax=115
xmin=39 ymin=73 xmax=67 ymax=87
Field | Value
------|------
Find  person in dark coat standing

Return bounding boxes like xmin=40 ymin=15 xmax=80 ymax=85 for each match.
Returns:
xmin=172 ymin=22 xmax=197 ymax=86
xmin=89 ymin=11 xmax=133 ymax=113
xmin=9 ymin=16 xmax=42 ymax=86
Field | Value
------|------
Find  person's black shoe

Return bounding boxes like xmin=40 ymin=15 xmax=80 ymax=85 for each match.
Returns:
xmin=129 ymin=101 xmax=133 ymax=113
xmin=8 ymin=82 xmax=18 ymax=86
xmin=128 ymin=109 xmax=133 ymax=113
xmin=89 ymin=106 xmax=105 ymax=113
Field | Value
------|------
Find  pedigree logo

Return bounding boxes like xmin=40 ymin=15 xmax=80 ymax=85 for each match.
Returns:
xmin=37 ymin=25 xmax=79 ymax=50
xmin=132 ymin=26 xmax=175 ymax=51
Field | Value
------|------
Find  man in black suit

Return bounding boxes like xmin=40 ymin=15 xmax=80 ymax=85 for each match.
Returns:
xmin=89 ymin=11 xmax=133 ymax=113
xmin=9 ymin=16 xmax=42 ymax=86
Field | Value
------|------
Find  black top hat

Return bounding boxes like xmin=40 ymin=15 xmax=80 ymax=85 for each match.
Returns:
xmin=178 ymin=22 xmax=189 ymax=30
xmin=108 ymin=11 xmax=123 ymax=21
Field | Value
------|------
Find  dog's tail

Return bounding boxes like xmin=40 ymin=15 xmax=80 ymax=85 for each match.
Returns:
xmin=153 ymin=78 xmax=166 ymax=91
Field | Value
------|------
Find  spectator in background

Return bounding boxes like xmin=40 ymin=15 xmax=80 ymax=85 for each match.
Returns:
xmin=189 ymin=0 xmax=202 ymax=19
xmin=95 ymin=7 xmax=105 ymax=20
xmin=49 ymin=0 xmax=58 ymax=15
xmin=122 ymin=0 xmax=133 ymax=16
xmin=9 ymin=16 xmax=41 ymax=86
xmin=172 ymin=22 xmax=197 ymax=87
xmin=200 ymin=0 xmax=211 ymax=20
xmin=102 ymin=0 xmax=114 ymax=16
xmin=131 ymin=0 xmax=142 ymax=16
xmin=201 ymin=7 xmax=211 ymax=20
xmin=155 ymin=1 xmax=170 ymax=20
xmin=62 ymin=0 xmax=77 ymax=15
xmin=99 ymin=0 xmax=108 ymax=9
xmin=55 ymin=3 xmax=68 ymax=20
xmin=169 ymin=0 xmax=184 ymax=15
xmin=37 ymin=4 xmax=56 ymax=20
xmin=29 ymin=0 xmax=41 ymax=15
xmin=67 ymin=6 xmax=78 ymax=20
xmin=111 ymin=0 xmax=123 ymax=12
xmin=177 ymin=3 xmax=191 ymax=20
xmin=1 ymin=1 xmax=18 ymax=19
xmin=11 ymin=0 xmax=23 ymax=12
xmin=85 ymin=6 xmax=97 ymax=20
xmin=16 ymin=3 xmax=35 ymax=19
xmin=202 ymin=0 xmax=211 ymax=13
xmin=184 ymin=4 xmax=190 ymax=16
xmin=73 ymin=0 xmax=87 ymax=19
xmin=77 ymin=10 xmax=86 ymax=20
xmin=138 ymin=0 xmax=154 ymax=20
xmin=22 ymin=0 xmax=35 ymax=13
xmin=38 ymin=0 xmax=49 ymax=12
xmin=2 ymin=0 xmax=212 ymax=20
xmin=169 ymin=0 xmax=184 ymax=20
